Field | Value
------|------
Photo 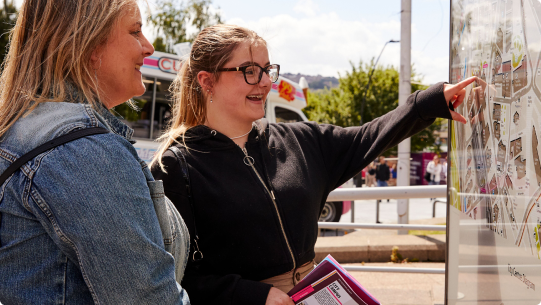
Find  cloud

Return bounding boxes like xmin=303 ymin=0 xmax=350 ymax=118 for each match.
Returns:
xmin=227 ymin=12 xmax=449 ymax=85
xmin=228 ymin=13 xmax=400 ymax=78
xmin=293 ymin=0 xmax=319 ymax=17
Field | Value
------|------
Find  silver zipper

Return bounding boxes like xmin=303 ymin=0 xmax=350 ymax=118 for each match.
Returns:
xmin=240 ymin=146 xmax=296 ymax=270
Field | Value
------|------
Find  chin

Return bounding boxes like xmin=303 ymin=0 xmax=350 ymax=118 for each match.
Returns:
xmin=249 ymin=109 xmax=266 ymax=121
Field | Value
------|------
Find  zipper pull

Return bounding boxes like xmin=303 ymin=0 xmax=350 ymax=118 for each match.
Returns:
xmin=241 ymin=147 xmax=255 ymax=166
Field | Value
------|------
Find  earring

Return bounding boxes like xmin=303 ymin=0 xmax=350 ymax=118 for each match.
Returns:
xmin=210 ymin=92 xmax=213 ymax=103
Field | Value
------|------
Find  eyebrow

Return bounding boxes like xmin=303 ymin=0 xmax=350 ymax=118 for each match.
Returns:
xmin=133 ymin=21 xmax=143 ymax=27
xmin=238 ymin=61 xmax=271 ymax=66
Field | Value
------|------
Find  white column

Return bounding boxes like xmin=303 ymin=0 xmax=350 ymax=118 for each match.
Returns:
xmin=397 ymin=0 xmax=411 ymax=235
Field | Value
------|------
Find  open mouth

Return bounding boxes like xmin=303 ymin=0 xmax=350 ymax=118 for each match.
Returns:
xmin=135 ymin=65 xmax=141 ymax=71
xmin=247 ymin=94 xmax=263 ymax=101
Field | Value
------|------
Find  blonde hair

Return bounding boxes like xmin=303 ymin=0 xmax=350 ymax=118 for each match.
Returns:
xmin=0 ymin=0 xmax=138 ymax=138
xmin=151 ymin=24 xmax=266 ymax=171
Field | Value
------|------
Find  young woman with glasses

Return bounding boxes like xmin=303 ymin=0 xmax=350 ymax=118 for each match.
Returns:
xmin=151 ymin=24 xmax=475 ymax=305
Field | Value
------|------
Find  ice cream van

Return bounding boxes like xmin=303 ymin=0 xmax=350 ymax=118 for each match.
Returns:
xmin=115 ymin=50 xmax=350 ymax=222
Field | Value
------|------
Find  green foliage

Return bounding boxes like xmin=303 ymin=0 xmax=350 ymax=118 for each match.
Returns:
xmin=303 ymin=60 xmax=445 ymax=155
xmin=153 ymin=37 xmax=167 ymax=52
xmin=148 ymin=0 xmax=222 ymax=53
xmin=0 ymin=1 xmax=17 ymax=65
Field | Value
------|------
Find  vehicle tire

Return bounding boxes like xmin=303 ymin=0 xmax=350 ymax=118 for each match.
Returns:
xmin=319 ymin=201 xmax=343 ymax=222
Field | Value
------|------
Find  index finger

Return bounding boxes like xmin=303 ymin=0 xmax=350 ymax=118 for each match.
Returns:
xmin=449 ymin=76 xmax=477 ymax=94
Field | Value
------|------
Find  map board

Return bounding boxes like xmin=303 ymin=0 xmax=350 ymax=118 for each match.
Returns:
xmin=448 ymin=0 xmax=541 ymax=303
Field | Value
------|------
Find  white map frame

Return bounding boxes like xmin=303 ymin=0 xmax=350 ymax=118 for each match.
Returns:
xmin=447 ymin=0 xmax=541 ymax=303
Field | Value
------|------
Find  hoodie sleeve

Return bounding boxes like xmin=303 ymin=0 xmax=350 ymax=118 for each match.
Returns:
xmin=290 ymin=82 xmax=451 ymax=190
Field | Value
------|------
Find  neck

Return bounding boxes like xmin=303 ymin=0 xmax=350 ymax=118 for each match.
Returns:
xmin=204 ymin=119 xmax=254 ymax=147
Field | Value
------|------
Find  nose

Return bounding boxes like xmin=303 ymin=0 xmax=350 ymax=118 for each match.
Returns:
xmin=258 ymin=70 xmax=272 ymax=88
xmin=141 ymin=32 xmax=155 ymax=57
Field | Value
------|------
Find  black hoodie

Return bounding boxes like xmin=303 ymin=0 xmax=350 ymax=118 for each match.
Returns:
xmin=151 ymin=82 xmax=452 ymax=304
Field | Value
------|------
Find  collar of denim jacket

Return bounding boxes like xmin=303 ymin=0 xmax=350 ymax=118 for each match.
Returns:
xmin=65 ymin=83 xmax=135 ymax=143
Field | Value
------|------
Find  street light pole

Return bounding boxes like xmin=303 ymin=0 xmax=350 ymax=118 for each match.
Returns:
xmin=359 ymin=39 xmax=399 ymax=125
xmin=397 ymin=0 xmax=411 ymax=235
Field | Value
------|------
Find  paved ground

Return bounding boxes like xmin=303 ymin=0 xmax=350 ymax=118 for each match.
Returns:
xmin=347 ymin=262 xmax=445 ymax=305
xmin=339 ymin=197 xmax=448 ymax=225
xmin=315 ymin=194 xmax=449 ymax=304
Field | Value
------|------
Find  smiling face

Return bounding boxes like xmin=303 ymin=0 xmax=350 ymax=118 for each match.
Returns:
xmin=210 ymin=41 xmax=272 ymax=126
xmin=94 ymin=4 xmax=154 ymax=108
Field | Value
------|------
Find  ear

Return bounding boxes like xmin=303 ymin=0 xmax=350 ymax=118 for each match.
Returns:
xmin=90 ymin=46 xmax=103 ymax=70
xmin=197 ymin=71 xmax=214 ymax=93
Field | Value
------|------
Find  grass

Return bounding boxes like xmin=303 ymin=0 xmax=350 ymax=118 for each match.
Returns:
xmin=408 ymin=223 xmax=446 ymax=236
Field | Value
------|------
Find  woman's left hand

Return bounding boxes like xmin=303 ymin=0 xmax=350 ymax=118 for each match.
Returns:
xmin=443 ymin=76 xmax=478 ymax=124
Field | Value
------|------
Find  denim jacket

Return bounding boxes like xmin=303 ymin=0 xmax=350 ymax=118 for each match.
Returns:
xmin=0 ymin=96 xmax=190 ymax=304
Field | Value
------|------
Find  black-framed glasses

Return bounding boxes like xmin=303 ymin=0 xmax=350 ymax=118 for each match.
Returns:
xmin=217 ymin=64 xmax=280 ymax=85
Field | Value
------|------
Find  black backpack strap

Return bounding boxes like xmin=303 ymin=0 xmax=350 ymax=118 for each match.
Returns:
xmin=168 ymin=145 xmax=203 ymax=262
xmin=0 ymin=127 xmax=109 ymax=187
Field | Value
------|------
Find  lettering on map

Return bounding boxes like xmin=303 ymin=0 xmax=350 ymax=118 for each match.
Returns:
xmin=508 ymin=264 xmax=536 ymax=290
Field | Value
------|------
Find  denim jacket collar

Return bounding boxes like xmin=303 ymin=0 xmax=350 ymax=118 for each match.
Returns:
xmin=66 ymin=84 xmax=134 ymax=141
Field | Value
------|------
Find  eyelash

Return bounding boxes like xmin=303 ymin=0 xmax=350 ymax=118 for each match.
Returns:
xmin=132 ymin=30 xmax=141 ymax=37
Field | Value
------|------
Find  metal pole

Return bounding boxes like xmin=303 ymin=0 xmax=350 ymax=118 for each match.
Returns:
xmin=327 ymin=185 xmax=446 ymax=201
xmin=350 ymin=201 xmax=355 ymax=223
xmin=342 ymin=266 xmax=445 ymax=274
xmin=317 ymin=222 xmax=446 ymax=231
xmin=376 ymin=200 xmax=381 ymax=223
xmin=397 ymin=0 xmax=412 ymax=235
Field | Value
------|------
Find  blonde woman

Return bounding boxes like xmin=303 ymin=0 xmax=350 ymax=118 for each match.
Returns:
xmin=151 ymin=24 xmax=474 ymax=305
xmin=0 ymin=0 xmax=189 ymax=304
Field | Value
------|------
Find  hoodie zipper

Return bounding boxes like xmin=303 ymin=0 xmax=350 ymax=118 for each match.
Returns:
xmin=239 ymin=145 xmax=297 ymax=271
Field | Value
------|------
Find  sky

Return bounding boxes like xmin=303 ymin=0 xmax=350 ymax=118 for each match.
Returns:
xmin=207 ymin=0 xmax=451 ymax=85
xmin=13 ymin=0 xmax=451 ymax=85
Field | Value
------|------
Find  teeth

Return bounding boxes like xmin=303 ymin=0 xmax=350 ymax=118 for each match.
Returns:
xmin=135 ymin=65 xmax=141 ymax=70
xmin=247 ymin=95 xmax=263 ymax=99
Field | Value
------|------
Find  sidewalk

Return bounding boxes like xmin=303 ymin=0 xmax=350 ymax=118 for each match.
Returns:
xmin=347 ymin=262 xmax=445 ymax=305
xmin=315 ymin=217 xmax=446 ymax=263
xmin=315 ymin=215 xmax=447 ymax=305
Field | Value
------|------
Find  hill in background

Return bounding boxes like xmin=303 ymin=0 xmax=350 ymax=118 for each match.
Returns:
xmin=281 ymin=73 xmax=339 ymax=90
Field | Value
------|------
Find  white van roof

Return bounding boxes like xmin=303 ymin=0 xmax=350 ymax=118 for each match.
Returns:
xmin=140 ymin=51 xmax=307 ymax=110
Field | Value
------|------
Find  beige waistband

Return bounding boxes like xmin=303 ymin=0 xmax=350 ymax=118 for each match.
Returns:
xmin=260 ymin=260 xmax=316 ymax=293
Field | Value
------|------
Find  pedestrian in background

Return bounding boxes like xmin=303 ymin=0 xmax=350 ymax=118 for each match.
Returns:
xmin=365 ymin=162 xmax=376 ymax=187
xmin=375 ymin=156 xmax=390 ymax=203
xmin=426 ymin=155 xmax=442 ymax=185
xmin=389 ymin=163 xmax=397 ymax=186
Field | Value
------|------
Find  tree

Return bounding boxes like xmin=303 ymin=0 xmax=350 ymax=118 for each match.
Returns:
xmin=303 ymin=60 xmax=445 ymax=155
xmin=148 ymin=0 xmax=222 ymax=53
xmin=0 ymin=1 xmax=17 ymax=65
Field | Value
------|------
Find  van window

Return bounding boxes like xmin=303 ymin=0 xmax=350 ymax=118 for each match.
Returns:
xmin=275 ymin=106 xmax=303 ymax=123
xmin=116 ymin=76 xmax=154 ymax=138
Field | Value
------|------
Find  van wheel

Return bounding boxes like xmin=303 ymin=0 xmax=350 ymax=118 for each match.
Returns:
xmin=319 ymin=202 xmax=343 ymax=222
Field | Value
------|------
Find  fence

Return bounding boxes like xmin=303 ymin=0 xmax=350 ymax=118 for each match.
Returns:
xmin=318 ymin=185 xmax=446 ymax=274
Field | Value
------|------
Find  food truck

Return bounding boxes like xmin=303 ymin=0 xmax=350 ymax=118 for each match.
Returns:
xmin=117 ymin=50 xmax=349 ymax=222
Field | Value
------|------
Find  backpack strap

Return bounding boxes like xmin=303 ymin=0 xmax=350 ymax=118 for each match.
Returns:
xmin=0 ymin=127 xmax=109 ymax=247
xmin=0 ymin=127 xmax=109 ymax=187
xmin=168 ymin=145 xmax=203 ymax=262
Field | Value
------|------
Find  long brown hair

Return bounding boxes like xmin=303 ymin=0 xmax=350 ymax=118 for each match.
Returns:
xmin=0 ymin=0 xmax=137 ymax=139
xmin=151 ymin=24 xmax=266 ymax=171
